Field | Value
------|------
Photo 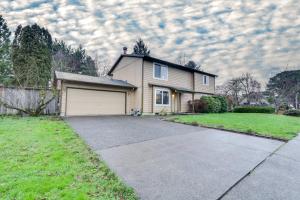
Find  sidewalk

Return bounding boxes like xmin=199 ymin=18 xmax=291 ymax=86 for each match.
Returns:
xmin=223 ymin=135 xmax=300 ymax=200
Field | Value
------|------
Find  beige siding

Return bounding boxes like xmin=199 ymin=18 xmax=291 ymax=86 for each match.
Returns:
xmin=194 ymin=93 xmax=210 ymax=99
xmin=108 ymin=56 xmax=215 ymax=114
xmin=181 ymin=93 xmax=192 ymax=112
xmin=194 ymin=73 xmax=215 ymax=94
xmin=194 ymin=93 xmax=203 ymax=100
xmin=60 ymin=81 xmax=134 ymax=116
xmin=143 ymin=61 xmax=193 ymax=113
xmin=112 ymin=57 xmax=143 ymax=112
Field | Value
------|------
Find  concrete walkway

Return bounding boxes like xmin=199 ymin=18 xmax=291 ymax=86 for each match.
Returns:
xmin=222 ymin=135 xmax=300 ymax=200
xmin=66 ymin=116 xmax=285 ymax=200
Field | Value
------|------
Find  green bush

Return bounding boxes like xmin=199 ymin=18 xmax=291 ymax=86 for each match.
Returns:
xmin=200 ymin=96 xmax=221 ymax=113
xmin=283 ymin=109 xmax=300 ymax=117
xmin=213 ymin=96 xmax=227 ymax=112
xmin=233 ymin=106 xmax=275 ymax=113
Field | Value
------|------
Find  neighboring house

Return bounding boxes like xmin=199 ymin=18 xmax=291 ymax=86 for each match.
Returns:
xmin=240 ymin=98 xmax=270 ymax=106
xmin=55 ymin=53 xmax=217 ymax=116
xmin=239 ymin=92 xmax=270 ymax=106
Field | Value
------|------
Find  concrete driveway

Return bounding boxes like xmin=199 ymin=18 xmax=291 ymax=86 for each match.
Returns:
xmin=66 ymin=116 xmax=284 ymax=200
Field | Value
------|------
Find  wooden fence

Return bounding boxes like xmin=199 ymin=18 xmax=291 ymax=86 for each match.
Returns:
xmin=0 ymin=86 xmax=58 ymax=115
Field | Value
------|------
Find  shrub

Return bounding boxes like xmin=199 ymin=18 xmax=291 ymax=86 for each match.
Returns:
xmin=200 ymin=96 xmax=221 ymax=113
xmin=189 ymin=99 xmax=207 ymax=113
xmin=233 ymin=106 xmax=275 ymax=113
xmin=159 ymin=108 xmax=168 ymax=116
xmin=283 ymin=109 xmax=300 ymax=117
xmin=213 ymin=96 xmax=227 ymax=112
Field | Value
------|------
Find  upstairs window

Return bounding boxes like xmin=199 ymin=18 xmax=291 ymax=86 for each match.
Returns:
xmin=153 ymin=63 xmax=168 ymax=80
xmin=203 ymin=75 xmax=209 ymax=85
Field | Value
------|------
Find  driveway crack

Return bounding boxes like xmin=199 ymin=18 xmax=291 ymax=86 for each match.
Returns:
xmin=217 ymin=142 xmax=286 ymax=200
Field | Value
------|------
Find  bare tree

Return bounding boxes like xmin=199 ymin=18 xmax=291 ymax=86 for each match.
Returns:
xmin=238 ymin=73 xmax=262 ymax=104
xmin=218 ymin=73 xmax=262 ymax=107
xmin=94 ymin=54 xmax=111 ymax=76
xmin=176 ymin=53 xmax=189 ymax=65
xmin=225 ymin=78 xmax=243 ymax=106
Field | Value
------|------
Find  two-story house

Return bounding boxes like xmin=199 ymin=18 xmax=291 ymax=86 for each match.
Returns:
xmin=55 ymin=53 xmax=217 ymax=116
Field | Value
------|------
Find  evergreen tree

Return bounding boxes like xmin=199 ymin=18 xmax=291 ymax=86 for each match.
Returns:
xmin=0 ymin=15 xmax=13 ymax=85
xmin=266 ymin=70 xmax=300 ymax=109
xmin=52 ymin=40 xmax=98 ymax=76
xmin=184 ymin=60 xmax=201 ymax=70
xmin=12 ymin=24 xmax=53 ymax=87
xmin=184 ymin=60 xmax=197 ymax=69
xmin=132 ymin=38 xmax=150 ymax=56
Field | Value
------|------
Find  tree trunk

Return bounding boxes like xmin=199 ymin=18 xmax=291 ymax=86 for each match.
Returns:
xmin=296 ymin=92 xmax=299 ymax=109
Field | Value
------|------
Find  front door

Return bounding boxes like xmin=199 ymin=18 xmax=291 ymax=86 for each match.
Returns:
xmin=171 ymin=92 xmax=181 ymax=113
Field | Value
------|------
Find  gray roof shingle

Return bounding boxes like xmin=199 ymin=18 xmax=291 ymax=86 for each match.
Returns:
xmin=55 ymin=71 xmax=136 ymax=88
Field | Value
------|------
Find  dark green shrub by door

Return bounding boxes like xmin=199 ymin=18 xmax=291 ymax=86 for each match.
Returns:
xmin=200 ymin=96 xmax=221 ymax=113
xmin=213 ymin=96 xmax=228 ymax=112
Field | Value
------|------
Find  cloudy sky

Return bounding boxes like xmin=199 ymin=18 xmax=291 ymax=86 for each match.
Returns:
xmin=1 ymin=0 xmax=299 ymax=85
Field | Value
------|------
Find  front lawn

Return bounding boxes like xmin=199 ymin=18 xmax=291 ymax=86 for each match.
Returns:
xmin=0 ymin=117 xmax=137 ymax=200
xmin=171 ymin=113 xmax=300 ymax=140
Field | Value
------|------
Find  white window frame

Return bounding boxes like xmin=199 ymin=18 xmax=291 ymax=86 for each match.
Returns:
xmin=155 ymin=88 xmax=170 ymax=106
xmin=203 ymin=75 xmax=209 ymax=85
xmin=153 ymin=62 xmax=168 ymax=81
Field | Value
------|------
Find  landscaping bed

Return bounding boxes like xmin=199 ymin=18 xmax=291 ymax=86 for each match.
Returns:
xmin=0 ymin=117 xmax=137 ymax=200
xmin=170 ymin=113 xmax=300 ymax=141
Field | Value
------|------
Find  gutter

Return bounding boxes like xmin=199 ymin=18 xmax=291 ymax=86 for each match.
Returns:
xmin=148 ymin=83 xmax=214 ymax=95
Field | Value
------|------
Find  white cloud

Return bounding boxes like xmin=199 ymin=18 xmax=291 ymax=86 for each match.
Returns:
xmin=0 ymin=0 xmax=299 ymax=85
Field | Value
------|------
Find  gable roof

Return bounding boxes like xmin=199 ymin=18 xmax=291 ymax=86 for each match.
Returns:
xmin=108 ymin=54 xmax=218 ymax=77
xmin=55 ymin=71 xmax=136 ymax=88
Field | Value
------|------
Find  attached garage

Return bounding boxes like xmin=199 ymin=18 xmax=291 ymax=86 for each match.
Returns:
xmin=66 ymin=88 xmax=126 ymax=116
xmin=55 ymin=71 xmax=136 ymax=117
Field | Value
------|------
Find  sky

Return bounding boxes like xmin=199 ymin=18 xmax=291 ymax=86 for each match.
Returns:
xmin=1 ymin=0 xmax=299 ymax=86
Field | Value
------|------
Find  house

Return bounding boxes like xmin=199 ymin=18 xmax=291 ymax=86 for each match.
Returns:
xmin=55 ymin=53 xmax=217 ymax=116
xmin=239 ymin=92 xmax=270 ymax=106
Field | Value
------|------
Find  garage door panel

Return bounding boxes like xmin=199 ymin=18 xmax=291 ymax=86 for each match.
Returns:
xmin=66 ymin=88 xmax=125 ymax=116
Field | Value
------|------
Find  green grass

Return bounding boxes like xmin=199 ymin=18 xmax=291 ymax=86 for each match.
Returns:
xmin=0 ymin=117 xmax=137 ymax=200
xmin=172 ymin=113 xmax=300 ymax=140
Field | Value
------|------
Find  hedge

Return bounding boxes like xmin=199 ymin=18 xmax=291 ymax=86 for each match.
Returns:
xmin=283 ymin=109 xmax=300 ymax=117
xmin=233 ymin=106 xmax=275 ymax=113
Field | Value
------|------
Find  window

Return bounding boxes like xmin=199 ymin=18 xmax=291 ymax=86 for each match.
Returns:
xmin=155 ymin=89 xmax=169 ymax=105
xmin=203 ymin=75 xmax=209 ymax=85
xmin=153 ymin=63 xmax=168 ymax=80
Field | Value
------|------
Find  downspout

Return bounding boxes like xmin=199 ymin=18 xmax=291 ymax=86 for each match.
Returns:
xmin=141 ymin=59 xmax=144 ymax=113
xmin=192 ymin=72 xmax=195 ymax=113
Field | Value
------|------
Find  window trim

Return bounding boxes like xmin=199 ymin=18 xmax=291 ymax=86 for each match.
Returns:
xmin=155 ymin=88 xmax=170 ymax=106
xmin=153 ymin=62 xmax=168 ymax=81
xmin=203 ymin=75 xmax=209 ymax=85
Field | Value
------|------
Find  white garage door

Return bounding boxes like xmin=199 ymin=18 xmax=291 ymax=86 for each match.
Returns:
xmin=66 ymin=88 xmax=126 ymax=116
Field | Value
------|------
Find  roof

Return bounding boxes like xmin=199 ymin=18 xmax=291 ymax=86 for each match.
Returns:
xmin=108 ymin=54 xmax=218 ymax=77
xmin=55 ymin=71 xmax=136 ymax=89
xmin=148 ymin=83 xmax=214 ymax=95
